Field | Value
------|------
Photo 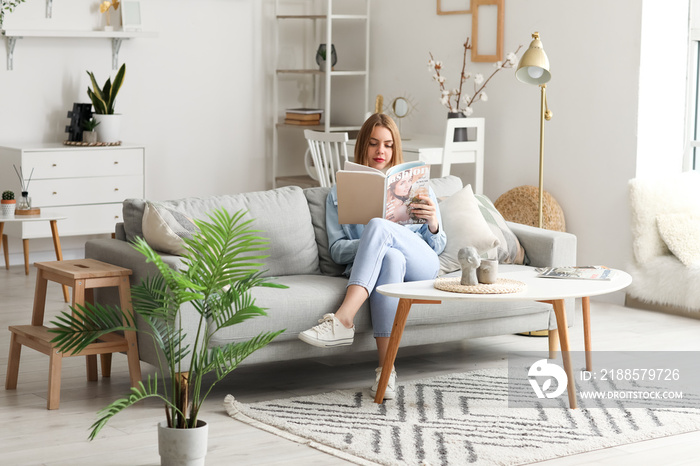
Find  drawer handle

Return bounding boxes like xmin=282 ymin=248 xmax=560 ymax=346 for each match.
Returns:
xmin=114 ymin=188 xmax=119 ymax=191
xmin=52 ymin=192 xmax=57 ymax=195
xmin=52 ymin=163 xmax=57 ymax=167
xmin=114 ymin=161 xmax=119 ymax=165
xmin=115 ymin=215 xmax=119 ymax=219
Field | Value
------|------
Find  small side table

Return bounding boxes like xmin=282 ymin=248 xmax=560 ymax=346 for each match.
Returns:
xmin=0 ymin=213 xmax=69 ymax=302
xmin=5 ymin=259 xmax=142 ymax=410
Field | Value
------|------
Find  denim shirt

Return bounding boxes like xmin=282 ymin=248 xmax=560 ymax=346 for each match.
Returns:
xmin=325 ymin=185 xmax=447 ymax=276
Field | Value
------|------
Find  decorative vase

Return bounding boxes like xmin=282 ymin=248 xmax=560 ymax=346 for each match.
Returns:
xmin=447 ymin=112 xmax=469 ymax=142
xmin=315 ymin=44 xmax=337 ymax=71
xmin=93 ymin=114 xmax=122 ymax=143
xmin=158 ymin=420 xmax=209 ymax=466
xmin=17 ymin=192 xmax=31 ymax=210
xmin=1 ymin=200 xmax=16 ymax=217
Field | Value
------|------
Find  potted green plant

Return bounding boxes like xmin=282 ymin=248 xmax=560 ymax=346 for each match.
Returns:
xmin=0 ymin=0 xmax=27 ymax=29
xmin=87 ymin=63 xmax=125 ymax=143
xmin=49 ymin=208 xmax=286 ymax=465
xmin=82 ymin=118 xmax=101 ymax=144
xmin=1 ymin=190 xmax=16 ymax=217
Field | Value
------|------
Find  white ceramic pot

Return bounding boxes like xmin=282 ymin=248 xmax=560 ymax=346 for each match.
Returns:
xmin=93 ymin=114 xmax=122 ymax=143
xmin=1 ymin=201 xmax=16 ymax=217
xmin=158 ymin=420 xmax=208 ymax=466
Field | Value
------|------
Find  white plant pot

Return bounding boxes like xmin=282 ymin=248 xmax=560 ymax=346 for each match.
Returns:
xmin=1 ymin=202 xmax=16 ymax=217
xmin=158 ymin=420 xmax=208 ymax=466
xmin=93 ymin=114 xmax=122 ymax=143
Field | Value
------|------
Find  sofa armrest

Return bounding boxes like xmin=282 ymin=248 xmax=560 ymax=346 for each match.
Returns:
xmin=507 ymin=222 xmax=577 ymax=268
xmin=85 ymin=238 xmax=184 ymax=284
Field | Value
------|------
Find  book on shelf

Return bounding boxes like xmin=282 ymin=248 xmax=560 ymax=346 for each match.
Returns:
xmin=336 ymin=161 xmax=431 ymax=225
xmin=284 ymin=118 xmax=321 ymax=126
xmin=285 ymin=112 xmax=323 ymax=122
xmin=285 ymin=107 xmax=324 ymax=116
xmin=535 ymin=266 xmax=616 ymax=280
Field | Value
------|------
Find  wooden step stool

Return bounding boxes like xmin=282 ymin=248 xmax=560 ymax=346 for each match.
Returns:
xmin=5 ymin=259 xmax=142 ymax=409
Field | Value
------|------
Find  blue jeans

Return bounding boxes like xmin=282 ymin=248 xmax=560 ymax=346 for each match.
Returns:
xmin=347 ymin=218 xmax=440 ymax=337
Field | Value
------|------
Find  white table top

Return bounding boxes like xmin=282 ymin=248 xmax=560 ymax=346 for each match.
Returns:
xmin=377 ymin=269 xmax=633 ymax=302
xmin=0 ymin=212 xmax=67 ymax=223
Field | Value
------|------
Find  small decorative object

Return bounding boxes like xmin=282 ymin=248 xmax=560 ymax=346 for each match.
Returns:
xmin=0 ymin=0 xmax=27 ymax=29
xmin=49 ymin=209 xmax=287 ymax=463
xmin=65 ymin=103 xmax=94 ymax=142
xmin=121 ymin=1 xmax=142 ymax=32
xmin=1 ymin=190 xmax=16 ymax=217
xmin=316 ymin=44 xmax=337 ymax=71
xmin=477 ymin=259 xmax=498 ymax=284
xmin=458 ymin=246 xmax=481 ymax=286
xmin=100 ymin=0 xmax=120 ymax=31
xmin=82 ymin=118 xmax=100 ymax=143
xmin=427 ymin=38 xmax=521 ymax=116
xmin=13 ymin=164 xmax=39 ymax=215
xmin=87 ymin=63 xmax=126 ymax=142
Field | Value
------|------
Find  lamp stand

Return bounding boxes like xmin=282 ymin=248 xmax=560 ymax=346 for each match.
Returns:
xmin=537 ymin=83 xmax=552 ymax=229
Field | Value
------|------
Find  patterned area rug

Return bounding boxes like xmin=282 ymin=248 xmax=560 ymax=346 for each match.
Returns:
xmin=224 ymin=368 xmax=700 ymax=465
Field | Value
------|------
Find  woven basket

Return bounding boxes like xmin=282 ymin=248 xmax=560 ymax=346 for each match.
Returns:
xmin=494 ymin=185 xmax=566 ymax=232
xmin=434 ymin=277 xmax=526 ymax=294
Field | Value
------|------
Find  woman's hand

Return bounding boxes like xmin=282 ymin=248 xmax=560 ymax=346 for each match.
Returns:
xmin=410 ymin=195 xmax=439 ymax=233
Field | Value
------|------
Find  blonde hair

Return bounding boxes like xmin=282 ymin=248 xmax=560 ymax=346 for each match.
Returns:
xmin=353 ymin=113 xmax=403 ymax=167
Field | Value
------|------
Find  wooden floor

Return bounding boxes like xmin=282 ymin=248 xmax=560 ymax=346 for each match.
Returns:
xmin=2 ymin=264 xmax=700 ymax=465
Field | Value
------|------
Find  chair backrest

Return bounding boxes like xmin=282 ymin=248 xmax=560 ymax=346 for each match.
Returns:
xmin=441 ymin=117 xmax=485 ymax=194
xmin=304 ymin=129 xmax=350 ymax=187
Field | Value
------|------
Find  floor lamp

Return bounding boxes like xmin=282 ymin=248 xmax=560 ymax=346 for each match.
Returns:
xmin=515 ymin=32 xmax=552 ymax=229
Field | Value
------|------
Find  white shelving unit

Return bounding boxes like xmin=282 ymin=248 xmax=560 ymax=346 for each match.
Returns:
xmin=1 ymin=29 xmax=158 ymax=70
xmin=272 ymin=0 xmax=370 ymax=188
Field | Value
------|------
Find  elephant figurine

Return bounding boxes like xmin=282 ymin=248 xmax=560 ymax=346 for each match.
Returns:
xmin=458 ymin=246 xmax=481 ymax=286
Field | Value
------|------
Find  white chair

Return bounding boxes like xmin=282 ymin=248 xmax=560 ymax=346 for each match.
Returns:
xmin=441 ymin=117 xmax=485 ymax=195
xmin=304 ymin=129 xmax=350 ymax=188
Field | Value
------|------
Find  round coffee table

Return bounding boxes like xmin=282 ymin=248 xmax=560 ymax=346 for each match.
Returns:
xmin=375 ymin=268 xmax=633 ymax=408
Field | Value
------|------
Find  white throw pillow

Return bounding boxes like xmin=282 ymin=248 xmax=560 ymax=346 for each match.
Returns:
xmin=142 ymin=202 xmax=197 ymax=255
xmin=438 ymin=185 xmax=500 ymax=274
xmin=656 ymin=213 xmax=700 ymax=267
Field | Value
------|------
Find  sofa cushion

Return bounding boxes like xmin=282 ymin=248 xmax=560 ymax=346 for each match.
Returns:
xmin=429 ymin=175 xmax=463 ymax=199
xmin=141 ymin=202 xmax=197 ymax=256
xmin=475 ymin=194 xmax=527 ymax=264
xmin=125 ymin=187 xmax=320 ymax=277
xmin=304 ymin=187 xmax=346 ymax=276
xmin=656 ymin=212 xmax=700 ymax=267
xmin=437 ymin=185 xmax=501 ymax=274
xmin=123 ymin=198 xmax=147 ymax=243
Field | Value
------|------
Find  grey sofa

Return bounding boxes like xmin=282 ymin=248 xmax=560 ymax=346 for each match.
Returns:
xmin=86 ymin=176 xmax=577 ymax=370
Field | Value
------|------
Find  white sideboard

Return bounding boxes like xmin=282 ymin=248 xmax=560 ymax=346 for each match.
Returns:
xmin=0 ymin=143 xmax=145 ymax=239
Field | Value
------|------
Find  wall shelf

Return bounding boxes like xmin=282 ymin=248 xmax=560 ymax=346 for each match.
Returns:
xmin=1 ymin=29 xmax=158 ymax=70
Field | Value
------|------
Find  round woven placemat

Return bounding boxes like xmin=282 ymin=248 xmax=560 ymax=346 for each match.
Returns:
xmin=434 ymin=277 xmax=526 ymax=294
xmin=494 ymin=185 xmax=566 ymax=232
xmin=63 ymin=140 xmax=122 ymax=147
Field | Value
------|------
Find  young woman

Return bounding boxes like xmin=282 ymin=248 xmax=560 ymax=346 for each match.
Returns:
xmin=298 ymin=113 xmax=446 ymax=399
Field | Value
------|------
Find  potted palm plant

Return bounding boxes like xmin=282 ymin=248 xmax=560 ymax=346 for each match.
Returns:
xmin=49 ymin=208 xmax=286 ymax=465
xmin=82 ymin=118 xmax=100 ymax=144
xmin=87 ymin=63 xmax=125 ymax=143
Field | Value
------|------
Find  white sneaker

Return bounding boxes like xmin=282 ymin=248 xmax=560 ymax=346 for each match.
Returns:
xmin=298 ymin=313 xmax=355 ymax=348
xmin=370 ymin=366 xmax=397 ymax=400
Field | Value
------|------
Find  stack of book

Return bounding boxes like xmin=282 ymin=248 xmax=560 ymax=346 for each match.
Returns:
xmin=284 ymin=108 xmax=323 ymax=126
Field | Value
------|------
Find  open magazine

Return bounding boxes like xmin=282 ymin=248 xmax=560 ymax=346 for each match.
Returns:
xmin=336 ymin=161 xmax=431 ymax=225
xmin=535 ymin=266 xmax=616 ymax=280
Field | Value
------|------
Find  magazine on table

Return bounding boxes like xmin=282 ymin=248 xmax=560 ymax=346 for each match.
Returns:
xmin=336 ymin=161 xmax=431 ymax=225
xmin=535 ymin=266 xmax=616 ymax=280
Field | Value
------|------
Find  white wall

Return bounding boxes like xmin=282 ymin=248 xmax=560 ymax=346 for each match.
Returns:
xmin=369 ymin=0 xmax=688 ymax=303
xmin=2 ymin=1 xmax=691 ymax=306
xmin=1 ymin=0 xmax=268 ymax=261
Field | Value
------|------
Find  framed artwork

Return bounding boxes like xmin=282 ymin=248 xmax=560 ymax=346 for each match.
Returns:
xmin=471 ymin=0 xmax=504 ymax=62
xmin=121 ymin=1 xmax=142 ymax=32
xmin=436 ymin=0 xmax=471 ymax=15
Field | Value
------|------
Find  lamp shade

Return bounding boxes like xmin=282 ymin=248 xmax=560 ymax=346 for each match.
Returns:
xmin=516 ymin=32 xmax=551 ymax=85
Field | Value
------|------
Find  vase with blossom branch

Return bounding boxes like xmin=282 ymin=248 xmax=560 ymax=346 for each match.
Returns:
xmin=428 ymin=38 xmax=521 ymax=141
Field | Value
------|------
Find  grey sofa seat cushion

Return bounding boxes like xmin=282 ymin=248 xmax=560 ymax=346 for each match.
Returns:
xmin=123 ymin=186 xmax=320 ymax=277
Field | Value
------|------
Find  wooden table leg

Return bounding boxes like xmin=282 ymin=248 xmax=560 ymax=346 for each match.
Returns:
xmin=22 ymin=239 xmax=29 ymax=275
xmin=374 ymin=298 xmax=440 ymax=403
xmin=0 ymin=222 xmax=6 ymax=270
xmin=582 ymin=296 xmax=592 ymax=371
xmin=551 ymin=299 xmax=577 ymax=409
xmin=548 ymin=328 xmax=559 ymax=360
xmin=49 ymin=220 xmax=70 ymax=303
xmin=5 ymin=331 xmax=22 ymax=390
xmin=118 ymin=276 xmax=142 ymax=387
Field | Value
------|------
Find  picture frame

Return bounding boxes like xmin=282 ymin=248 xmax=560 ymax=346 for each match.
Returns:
xmin=436 ymin=0 xmax=471 ymax=15
xmin=471 ymin=0 xmax=504 ymax=63
xmin=121 ymin=1 xmax=142 ymax=32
